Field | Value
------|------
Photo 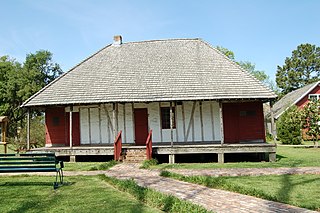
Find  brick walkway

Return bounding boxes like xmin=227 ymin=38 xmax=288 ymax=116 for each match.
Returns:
xmin=169 ymin=167 xmax=320 ymax=177
xmin=105 ymin=164 xmax=317 ymax=213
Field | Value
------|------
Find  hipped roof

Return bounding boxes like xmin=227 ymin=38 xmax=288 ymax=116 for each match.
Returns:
xmin=22 ymin=38 xmax=277 ymax=107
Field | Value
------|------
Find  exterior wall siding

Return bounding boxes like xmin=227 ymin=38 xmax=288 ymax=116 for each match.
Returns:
xmin=46 ymin=101 xmax=266 ymax=146
xmin=76 ymin=101 xmax=221 ymax=145
xmin=45 ymin=107 xmax=80 ymax=147
xmin=223 ymin=102 xmax=265 ymax=143
xmin=296 ymin=85 xmax=320 ymax=108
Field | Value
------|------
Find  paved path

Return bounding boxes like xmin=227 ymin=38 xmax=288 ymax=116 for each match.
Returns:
xmin=168 ymin=167 xmax=320 ymax=177
xmin=104 ymin=164 xmax=317 ymax=213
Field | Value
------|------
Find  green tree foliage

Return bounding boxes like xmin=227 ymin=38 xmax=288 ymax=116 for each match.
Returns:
xmin=0 ymin=50 xmax=62 ymax=137
xmin=276 ymin=106 xmax=302 ymax=145
xmin=276 ymin=43 xmax=320 ymax=96
xmin=216 ymin=46 xmax=235 ymax=60
xmin=301 ymin=100 xmax=320 ymax=148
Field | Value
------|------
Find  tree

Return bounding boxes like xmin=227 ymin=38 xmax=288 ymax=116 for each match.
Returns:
xmin=276 ymin=43 xmax=320 ymax=96
xmin=216 ymin=46 xmax=235 ymax=61
xmin=276 ymin=106 xmax=302 ymax=145
xmin=0 ymin=50 xmax=62 ymax=137
xmin=301 ymin=100 xmax=320 ymax=148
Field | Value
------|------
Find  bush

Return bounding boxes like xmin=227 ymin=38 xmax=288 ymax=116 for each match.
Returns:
xmin=276 ymin=106 xmax=302 ymax=145
xmin=8 ymin=115 xmax=45 ymax=152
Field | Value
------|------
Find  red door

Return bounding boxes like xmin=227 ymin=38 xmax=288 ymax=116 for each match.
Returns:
xmin=134 ymin=108 xmax=148 ymax=145
xmin=222 ymin=103 xmax=239 ymax=143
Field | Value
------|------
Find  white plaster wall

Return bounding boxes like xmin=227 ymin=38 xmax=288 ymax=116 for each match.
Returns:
xmin=148 ymin=103 xmax=161 ymax=142
xmin=124 ymin=103 xmax=134 ymax=144
xmin=89 ymin=108 xmax=100 ymax=144
xmin=212 ymin=102 xmax=221 ymax=141
xmin=80 ymin=108 xmax=90 ymax=144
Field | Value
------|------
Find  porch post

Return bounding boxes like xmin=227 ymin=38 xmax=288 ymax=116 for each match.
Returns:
xmin=26 ymin=109 xmax=30 ymax=150
xmin=270 ymin=101 xmax=276 ymax=144
xmin=69 ymin=106 xmax=73 ymax=148
xmin=113 ymin=103 xmax=118 ymax=138
xmin=169 ymin=101 xmax=175 ymax=164
xmin=219 ymin=101 xmax=224 ymax=145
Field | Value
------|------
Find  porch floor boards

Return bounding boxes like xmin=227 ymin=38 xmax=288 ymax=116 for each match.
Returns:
xmin=31 ymin=142 xmax=276 ymax=158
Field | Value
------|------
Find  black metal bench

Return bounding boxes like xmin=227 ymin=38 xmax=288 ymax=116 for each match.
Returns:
xmin=0 ymin=152 xmax=64 ymax=189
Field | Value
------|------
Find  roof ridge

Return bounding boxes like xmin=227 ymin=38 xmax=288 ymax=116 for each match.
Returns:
xmin=122 ymin=38 xmax=201 ymax=45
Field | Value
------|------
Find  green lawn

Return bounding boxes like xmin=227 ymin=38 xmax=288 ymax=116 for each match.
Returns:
xmin=0 ymin=175 xmax=161 ymax=213
xmin=64 ymin=161 xmax=118 ymax=171
xmin=161 ymin=172 xmax=320 ymax=211
xmin=152 ymin=146 xmax=320 ymax=169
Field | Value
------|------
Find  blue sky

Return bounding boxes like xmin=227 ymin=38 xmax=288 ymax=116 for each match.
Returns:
xmin=1 ymin=0 xmax=320 ymax=81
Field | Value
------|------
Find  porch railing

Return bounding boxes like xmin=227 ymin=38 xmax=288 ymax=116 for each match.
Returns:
xmin=146 ymin=130 xmax=152 ymax=160
xmin=114 ymin=130 xmax=122 ymax=161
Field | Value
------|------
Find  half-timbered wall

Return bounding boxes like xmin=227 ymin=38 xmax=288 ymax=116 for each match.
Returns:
xmin=76 ymin=101 xmax=221 ymax=145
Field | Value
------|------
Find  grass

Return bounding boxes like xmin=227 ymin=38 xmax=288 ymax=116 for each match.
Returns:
xmin=103 ymin=175 xmax=211 ymax=213
xmin=0 ymin=175 xmax=161 ymax=213
xmin=140 ymin=158 xmax=159 ymax=169
xmin=151 ymin=146 xmax=320 ymax=169
xmin=64 ymin=160 xmax=118 ymax=171
xmin=161 ymin=171 xmax=320 ymax=211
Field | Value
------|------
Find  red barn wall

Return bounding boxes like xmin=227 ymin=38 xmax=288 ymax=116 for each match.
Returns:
xmin=45 ymin=107 xmax=80 ymax=147
xmin=296 ymin=85 xmax=320 ymax=109
xmin=223 ymin=102 xmax=265 ymax=143
xmin=295 ymin=85 xmax=320 ymax=140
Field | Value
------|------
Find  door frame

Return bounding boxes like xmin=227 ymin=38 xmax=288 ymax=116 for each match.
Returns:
xmin=133 ymin=108 xmax=149 ymax=145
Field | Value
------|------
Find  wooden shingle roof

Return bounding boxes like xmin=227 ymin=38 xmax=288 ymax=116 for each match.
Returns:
xmin=22 ymin=38 xmax=277 ymax=107
xmin=272 ymin=81 xmax=320 ymax=119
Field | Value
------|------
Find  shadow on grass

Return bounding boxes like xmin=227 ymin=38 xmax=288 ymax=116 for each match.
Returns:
xmin=276 ymin=154 xmax=287 ymax=161
xmin=0 ymin=181 xmax=75 ymax=187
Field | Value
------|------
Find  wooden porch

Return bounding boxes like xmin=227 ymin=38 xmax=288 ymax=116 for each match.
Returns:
xmin=31 ymin=142 xmax=276 ymax=163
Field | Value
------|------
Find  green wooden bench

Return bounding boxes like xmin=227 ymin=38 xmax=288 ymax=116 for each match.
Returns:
xmin=0 ymin=152 xmax=64 ymax=189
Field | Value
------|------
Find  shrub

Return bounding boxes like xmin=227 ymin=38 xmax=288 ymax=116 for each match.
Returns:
xmin=276 ymin=106 xmax=302 ymax=145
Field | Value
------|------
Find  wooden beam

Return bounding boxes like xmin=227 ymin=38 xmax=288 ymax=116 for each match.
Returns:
xmin=69 ymin=106 xmax=73 ymax=148
xmin=123 ymin=103 xmax=126 ymax=143
xmin=181 ymin=101 xmax=186 ymax=142
xmin=116 ymin=103 xmax=119 ymax=134
xmin=159 ymin=102 xmax=163 ymax=142
xmin=175 ymin=102 xmax=179 ymax=142
xmin=98 ymin=106 xmax=102 ymax=144
xmin=219 ymin=102 xmax=224 ymax=144
xmin=199 ymin=101 xmax=204 ymax=141
xmin=270 ymin=101 xmax=276 ymax=144
xmin=88 ymin=108 xmax=91 ymax=145
xmin=184 ymin=101 xmax=196 ymax=141
xmin=170 ymin=102 xmax=174 ymax=147
xmin=112 ymin=103 xmax=116 ymax=139
xmin=210 ymin=102 xmax=215 ymax=141
xmin=26 ymin=109 xmax=30 ymax=150
xmin=132 ymin=103 xmax=135 ymax=143
xmin=103 ymin=104 xmax=113 ymax=143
